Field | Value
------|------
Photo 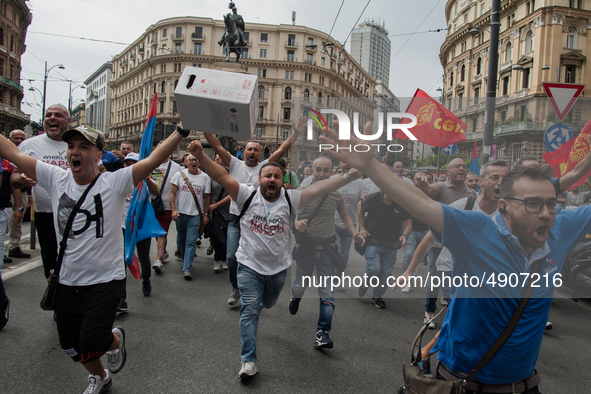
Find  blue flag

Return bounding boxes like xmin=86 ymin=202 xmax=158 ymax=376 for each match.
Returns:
xmin=124 ymin=94 xmax=166 ymax=265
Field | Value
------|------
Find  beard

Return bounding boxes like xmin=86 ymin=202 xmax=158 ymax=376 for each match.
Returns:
xmin=260 ymin=181 xmax=279 ymax=201
xmin=508 ymin=211 xmax=552 ymax=251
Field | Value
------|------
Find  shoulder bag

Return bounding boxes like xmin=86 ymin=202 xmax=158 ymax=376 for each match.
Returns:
xmin=151 ymin=160 xmax=172 ymax=216
xmin=40 ymin=174 xmax=101 ymax=311
xmin=180 ymin=170 xmax=205 ymax=234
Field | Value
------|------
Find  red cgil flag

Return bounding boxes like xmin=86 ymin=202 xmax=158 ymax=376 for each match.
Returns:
xmin=394 ymin=89 xmax=467 ymax=147
xmin=543 ymin=120 xmax=591 ymax=190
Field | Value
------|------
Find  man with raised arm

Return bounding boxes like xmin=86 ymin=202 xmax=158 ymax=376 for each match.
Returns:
xmin=203 ymin=116 xmax=306 ymax=306
xmin=320 ymin=123 xmax=591 ymax=392
xmin=0 ymin=124 xmax=189 ymax=394
xmin=188 ymin=139 xmax=360 ymax=379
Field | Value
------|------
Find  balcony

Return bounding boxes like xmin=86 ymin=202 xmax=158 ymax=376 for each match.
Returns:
xmin=191 ymin=33 xmax=206 ymax=41
xmin=283 ymin=56 xmax=297 ymax=62
xmin=189 ymin=49 xmax=206 ymax=55
xmin=337 ymin=57 xmax=344 ymax=66
xmin=304 ymin=59 xmax=316 ymax=65
xmin=1 ymin=76 xmax=22 ymax=92
xmin=514 ymin=88 xmax=530 ymax=98
xmin=174 ymin=48 xmax=184 ymax=54
xmin=348 ymin=67 xmax=353 ymax=74
xmin=330 ymin=67 xmax=337 ymax=73
xmin=130 ymin=52 xmax=136 ymax=59
xmin=138 ymin=45 xmax=145 ymax=53
xmin=0 ymin=102 xmax=28 ymax=122
xmin=171 ymin=34 xmax=184 ymax=41
xmin=493 ymin=121 xmax=546 ymax=136
xmin=465 ymin=131 xmax=484 ymax=140
xmin=285 ymin=40 xmax=298 ymax=48
xmin=151 ymin=39 xmax=158 ymax=47
xmin=305 ymin=45 xmax=317 ymax=52
xmin=473 ymin=74 xmax=481 ymax=82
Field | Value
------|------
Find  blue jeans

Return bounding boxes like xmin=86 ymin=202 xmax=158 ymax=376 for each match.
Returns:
xmin=425 ymin=247 xmax=443 ymax=313
xmin=402 ymin=229 xmax=429 ymax=273
xmin=226 ymin=214 xmax=241 ymax=289
xmin=177 ymin=213 xmax=200 ymax=273
xmin=364 ymin=244 xmax=397 ymax=298
xmin=334 ymin=225 xmax=353 ymax=270
xmin=0 ymin=209 xmax=6 ymax=273
xmin=292 ymin=249 xmax=336 ymax=331
xmin=237 ymin=263 xmax=287 ymax=362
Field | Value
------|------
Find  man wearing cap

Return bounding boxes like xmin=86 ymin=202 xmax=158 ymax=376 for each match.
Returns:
xmin=0 ymin=123 xmax=191 ymax=393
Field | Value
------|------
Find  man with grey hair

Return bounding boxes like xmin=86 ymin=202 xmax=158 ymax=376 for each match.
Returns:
xmin=7 ymin=129 xmax=31 ymax=259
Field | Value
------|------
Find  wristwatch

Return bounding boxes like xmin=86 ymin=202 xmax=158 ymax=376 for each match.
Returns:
xmin=16 ymin=207 xmax=24 ymax=212
xmin=176 ymin=125 xmax=190 ymax=138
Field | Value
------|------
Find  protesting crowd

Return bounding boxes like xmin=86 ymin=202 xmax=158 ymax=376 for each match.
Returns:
xmin=2 ymin=104 xmax=591 ymax=394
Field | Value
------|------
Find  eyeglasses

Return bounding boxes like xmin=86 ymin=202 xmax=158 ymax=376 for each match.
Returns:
xmin=505 ymin=197 xmax=560 ymax=214
xmin=449 ymin=164 xmax=468 ymax=170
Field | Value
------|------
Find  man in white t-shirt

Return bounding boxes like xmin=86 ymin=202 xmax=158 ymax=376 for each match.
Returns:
xmin=150 ymin=140 xmax=182 ymax=273
xmin=10 ymin=104 xmax=71 ymax=279
xmin=169 ymin=154 xmax=211 ymax=280
xmin=204 ymin=116 xmax=306 ymax=306
xmin=189 ymin=139 xmax=357 ymax=379
xmin=0 ymin=124 xmax=190 ymax=394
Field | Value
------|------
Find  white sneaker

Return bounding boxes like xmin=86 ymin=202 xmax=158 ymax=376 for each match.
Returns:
xmin=83 ymin=370 xmax=111 ymax=394
xmin=213 ymin=261 xmax=223 ymax=273
xmin=424 ymin=311 xmax=435 ymax=330
xmin=152 ymin=260 xmax=163 ymax=274
xmin=107 ymin=327 xmax=127 ymax=374
xmin=163 ymin=252 xmax=169 ymax=262
xmin=228 ymin=288 xmax=240 ymax=305
xmin=238 ymin=361 xmax=258 ymax=378
xmin=222 ymin=260 xmax=228 ymax=270
xmin=400 ymin=284 xmax=411 ymax=293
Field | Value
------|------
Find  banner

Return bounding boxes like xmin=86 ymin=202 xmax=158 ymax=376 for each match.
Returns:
xmin=124 ymin=93 xmax=166 ymax=266
xmin=543 ymin=119 xmax=591 ymax=190
xmin=395 ymin=89 xmax=467 ymax=147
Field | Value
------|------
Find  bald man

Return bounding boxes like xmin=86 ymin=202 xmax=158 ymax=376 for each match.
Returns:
xmin=7 ymin=129 xmax=31 ymax=259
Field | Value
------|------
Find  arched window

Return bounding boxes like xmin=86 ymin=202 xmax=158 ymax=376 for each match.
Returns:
xmin=450 ymin=71 xmax=454 ymax=87
xmin=318 ymin=92 xmax=322 ymax=104
xmin=567 ymin=27 xmax=578 ymax=49
xmin=476 ymin=57 xmax=482 ymax=75
xmin=304 ymin=89 xmax=310 ymax=101
xmin=284 ymin=87 xmax=292 ymax=100
xmin=525 ymin=31 xmax=533 ymax=53
xmin=161 ymin=81 xmax=165 ymax=93
xmin=460 ymin=65 xmax=465 ymax=82
xmin=153 ymin=83 xmax=157 ymax=95
xmin=505 ymin=43 xmax=512 ymax=63
xmin=258 ymin=85 xmax=265 ymax=99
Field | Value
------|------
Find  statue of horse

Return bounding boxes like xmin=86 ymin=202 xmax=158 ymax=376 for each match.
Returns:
xmin=220 ymin=13 xmax=242 ymax=62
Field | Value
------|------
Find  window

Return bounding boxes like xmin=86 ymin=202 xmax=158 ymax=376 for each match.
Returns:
xmin=255 ymin=127 xmax=262 ymax=138
xmin=460 ymin=65 xmax=465 ymax=82
xmin=458 ymin=94 xmax=463 ymax=110
xmin=304 ymin=72 xmax=312 ymax=82
xmin=258 ymin=69 xmax=267 ymax=78
xmin=288 ymin=34 xmax=296 ymax=46
xmin=505 ymin=43 xmax=512 ymax=63
xmin=0 ymin=28 xmax=4 ymax=46
xmin=570 ymin=0 xmax=581 ymax=7
xmin=194 ymin=43 xmax=202 ymax=54
xmin=242 ymin=49 xmax=249 ymax=58
xmin=525 ymin=31 xmax=533 ymax=53
xmin=520 ymin=105 xmax=527 ymax=121
xmin=502 ymin=76 xmax=510 ymax=95
xmin=287 ymin=50 xmax=295 ymax=62
xmin=306 ymin=53 xmax=313 ymax=63
xmin=285 ymin=71 xmax=294 ymax=79
xmin=321 ymin=57 xmax=325 ymax=66
xmin=258 ymin=106 xmax=264 ymax=119
xmin=243 ymin=32 xmax=250 ymax=42
xmin=567 ymin=27 xmax=578 ymax=49
xmin=258 ymin=86 xmax=265 ymax=99
xmin=163 ymin=28 xmax=167 ymax=37
xmin=472 ymin=118 xmax=477 ymax=132
xmin=565 ymin=65 xmax=576 ymax=83
xmin=176 ymin=26 xmax=182 ymax=38
xmin=319 ymin=76 xmax=324 ymax=85
xmin=260 ymin=33 xmax=268 ymax=42
xmin=260 ymin=49 xmax=267 ymax=58
xmin=283 ymin=128 xmax=290 ymax=139
xmin=308 ymin=37 xmax=314 ymax=46
xmin=175 ymin=43 xmax=182 ymax=53
xmin=318 ymin=92 xmax=322 ymax=104
xmin=474 ymin=88 xmax=480 ymax=104
xmin=153 ymin=83 xmax=157 ymax=94
xmin=284 ymin=87 xmax=292 ymax=100
xmin=159 ymin=101 xmax=165 ymax=113
xmin=161 ymin=64 xmax=166 ymax=73
xmin=10 ymin=35 xmax=13 ymax=52
xmin=174 ymin=63 xmax=181 ymax=72
xmin=283 ymin=107 xmax=291 ymax=120
xmin=476 ymin=57 xmax=482 ymax=75
xmin=450 ymin=71 xmax=454 ymax=87
xmin=194 ymin=26 xmax=203 ymax=38
xmin=326 ymin=95 xmax=330 ymax=106
xmin=522 ymin=68 xmax=530 ymax=89
xmin=174 ymin=80 xmax=179 ymax=89
xmin=161 ymin=81 xmax=166 ymax=93
xmin=304 ymin=89 xmax=310 ymax=101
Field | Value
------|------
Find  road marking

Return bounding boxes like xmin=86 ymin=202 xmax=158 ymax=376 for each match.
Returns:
xmin=3 ymin=256 xmax=42 ymax=280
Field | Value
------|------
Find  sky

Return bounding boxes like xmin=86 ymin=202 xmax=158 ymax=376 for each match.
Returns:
xmin=21 ymin=0 xmax=448 ymax=123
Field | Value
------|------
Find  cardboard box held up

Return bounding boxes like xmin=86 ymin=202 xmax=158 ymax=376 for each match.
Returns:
xmin=174 ymin=67 xmax=258 ymax=139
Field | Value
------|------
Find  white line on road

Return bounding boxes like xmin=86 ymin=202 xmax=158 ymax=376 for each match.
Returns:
xmin=3 ymin=256 xmax=42 ymax=280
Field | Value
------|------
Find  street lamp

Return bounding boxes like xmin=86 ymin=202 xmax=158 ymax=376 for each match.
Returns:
xmin=542 ymin=64 xmax=560 ymax=82
xmin=68 ymin=82 xmax=85 ymax=113
xmin=42 ymin=62 xmax=65 ymax=119
xmin=469 ymin=0 xmax=501 ymax=165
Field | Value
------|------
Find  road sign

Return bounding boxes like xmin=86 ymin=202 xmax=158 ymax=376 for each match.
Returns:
xmin=544 ymin=124 xmax=573 ymax=152
xmin=442 ymin=144 xmax=457 ymax=156
xmin=542 ymin=82 xmax=585 ymax=122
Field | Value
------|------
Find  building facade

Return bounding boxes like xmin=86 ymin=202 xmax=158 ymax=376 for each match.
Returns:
xmin=84 ymin=62 xmax=113 ymax=137
xmin=441 ymin=0 xmax=591 ymax=167
xmin=70 ymin=102 xmax=85 ymax=127
xmin=0 ymin=0 xmax=31 ymax=136
xmin=108 ymin=16 xmax=377 ymax=162
xmin=351 ymin=20 xmax=391 ymax=87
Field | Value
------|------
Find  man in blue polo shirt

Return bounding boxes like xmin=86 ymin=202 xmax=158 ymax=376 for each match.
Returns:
xmin=321 ymin=124 xmax=591 ymax=392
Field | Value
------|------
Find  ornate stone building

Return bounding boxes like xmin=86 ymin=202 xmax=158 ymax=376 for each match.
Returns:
xmin=441 ymin=0 xmax=591 ymax=166
xmin=0 ymin=0 xmax=31 ymax=136
xmin=109 ymin=16 xmax=377 ymax=162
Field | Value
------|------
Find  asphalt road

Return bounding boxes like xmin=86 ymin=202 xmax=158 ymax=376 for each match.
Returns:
xmin=1 ymin=224 xmax=591 ymax=393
